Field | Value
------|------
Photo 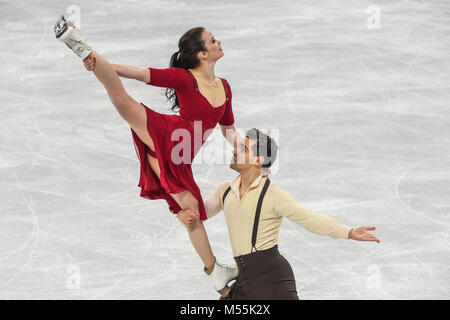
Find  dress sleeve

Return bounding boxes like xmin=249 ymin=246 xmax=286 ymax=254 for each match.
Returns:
xmin=219 ymin=80 xmax=235 ymax=126
xmin=146 ymin=67 xmax=187 ymax=91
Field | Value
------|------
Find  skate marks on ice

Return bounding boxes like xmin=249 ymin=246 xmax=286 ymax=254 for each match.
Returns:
xmin=0 ymin=0 xmax=449 ymax=298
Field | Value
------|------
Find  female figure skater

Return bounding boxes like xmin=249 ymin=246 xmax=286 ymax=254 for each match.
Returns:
xmin=54 ymin=15 xmax=239 ymax=295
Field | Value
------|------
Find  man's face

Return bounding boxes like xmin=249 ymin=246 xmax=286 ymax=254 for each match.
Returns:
xmin=230 ymin=137 xmax=262 ymax=172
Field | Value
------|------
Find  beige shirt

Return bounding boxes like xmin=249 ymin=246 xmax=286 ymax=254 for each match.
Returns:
xmin=205 ymin=174 xmax=353 ymax=257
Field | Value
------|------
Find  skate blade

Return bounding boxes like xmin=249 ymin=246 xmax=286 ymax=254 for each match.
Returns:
xmin=54 ymin=14 xmax=69 ymax=38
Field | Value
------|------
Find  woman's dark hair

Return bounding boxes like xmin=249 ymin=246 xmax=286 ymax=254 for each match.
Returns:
xmin=246 ymin=128 xmax=278 ymax=168
xmin=165 ymin=27 xmax=206 ymax=113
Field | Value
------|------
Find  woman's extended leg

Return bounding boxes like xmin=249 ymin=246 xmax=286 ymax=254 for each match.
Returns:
xmin=88 ymin=50 xmax=155 ymax=150
xmin=54 ymin=16 xmax=153 ymax=147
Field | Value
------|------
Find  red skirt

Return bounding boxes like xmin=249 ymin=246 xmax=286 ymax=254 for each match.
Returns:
xmin=131 ymin=103 xmax=207 ymax=220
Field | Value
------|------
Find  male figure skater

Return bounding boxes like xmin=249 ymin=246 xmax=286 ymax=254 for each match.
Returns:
xmin=178 ymin=128 xmax=380 ymax=299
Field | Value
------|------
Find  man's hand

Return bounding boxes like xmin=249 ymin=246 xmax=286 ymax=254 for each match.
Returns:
xmin=348 ymin=226 xmax=380 ymax=243
xmin=177 ymin=209 xmax=200 ymax=226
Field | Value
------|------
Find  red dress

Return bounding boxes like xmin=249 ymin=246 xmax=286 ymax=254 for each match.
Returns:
xmin=131 ymin=67 xmax=234 ymax=221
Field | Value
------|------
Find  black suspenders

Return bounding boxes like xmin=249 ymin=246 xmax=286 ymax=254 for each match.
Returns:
xmin=251 ymin=178 xmax=271 ymax=252
xmin=222 ymin=178 xmax=271 ymax=253
xmin=222 ymin=186 xmax=232 ymax=204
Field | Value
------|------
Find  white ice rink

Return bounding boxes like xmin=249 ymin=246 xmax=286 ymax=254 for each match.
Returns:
xmin=0 ymin=0 xmax=449 ymax=299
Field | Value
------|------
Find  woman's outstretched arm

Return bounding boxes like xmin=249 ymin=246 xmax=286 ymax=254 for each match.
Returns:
xmin=112 ymin=64 xmax=150 ymax=83
xmin=83 ymin=57 xmax=150 ymax=83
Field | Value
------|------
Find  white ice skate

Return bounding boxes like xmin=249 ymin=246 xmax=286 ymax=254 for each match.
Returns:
xmin=205 ymin=261 xmax=238 ymax=292
xmin=54 ymin=15 xmax=91 ymax=60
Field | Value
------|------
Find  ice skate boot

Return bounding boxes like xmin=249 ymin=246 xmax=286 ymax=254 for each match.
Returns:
xmin=54 ymin=15 xmax=91 ymax=60
xmin=205 ymin=261 xmax=238 ymax=292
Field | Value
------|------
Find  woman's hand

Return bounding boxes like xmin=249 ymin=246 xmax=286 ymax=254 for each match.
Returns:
xmin=221 ymin=124 xmax=243 ymax=148
xmin=261 ymin=167 xmax=271 ymax=177
xmin=83 ymin=55 xmax=96 ymax=71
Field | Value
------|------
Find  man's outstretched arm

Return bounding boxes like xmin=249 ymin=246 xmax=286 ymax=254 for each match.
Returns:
xmin=273 ymin=186 xmax=380 ymax=242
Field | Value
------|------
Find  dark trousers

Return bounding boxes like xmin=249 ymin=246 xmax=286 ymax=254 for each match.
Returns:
xmin=223 ymin=245 xmax=299 ymax=300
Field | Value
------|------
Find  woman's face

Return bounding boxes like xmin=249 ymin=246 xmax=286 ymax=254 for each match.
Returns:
xmin=200 ymin=29 xmax=223 ymax=61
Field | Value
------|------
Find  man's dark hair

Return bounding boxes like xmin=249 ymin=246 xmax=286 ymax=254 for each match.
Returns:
xmin=245 ymin=128 xmax=278 ymax=168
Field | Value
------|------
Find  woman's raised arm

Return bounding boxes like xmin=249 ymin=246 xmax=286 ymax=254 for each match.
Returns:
xmin=221 ymin=124 xmax=243 ymax=147
xmin=112 ymin=64 xmax=150 ymax=83
xmin=82 ymin=56 xmax=150 ymax=83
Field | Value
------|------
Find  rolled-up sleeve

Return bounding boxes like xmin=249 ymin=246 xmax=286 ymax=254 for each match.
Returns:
xmin=146 ymin=67 xmax=187 ymax=91
xmin=273 ymin=187 xmax=352 ymax=239
xmin=205 ymin=181 xmax=230 ymax=219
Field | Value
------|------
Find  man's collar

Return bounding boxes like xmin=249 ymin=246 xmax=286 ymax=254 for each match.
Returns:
xmin=230 ymin=174 xmax=264 ymax=193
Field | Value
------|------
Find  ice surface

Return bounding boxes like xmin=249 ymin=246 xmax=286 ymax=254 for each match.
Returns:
xmin=0 ymin=0 xmax=449 ymax=299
